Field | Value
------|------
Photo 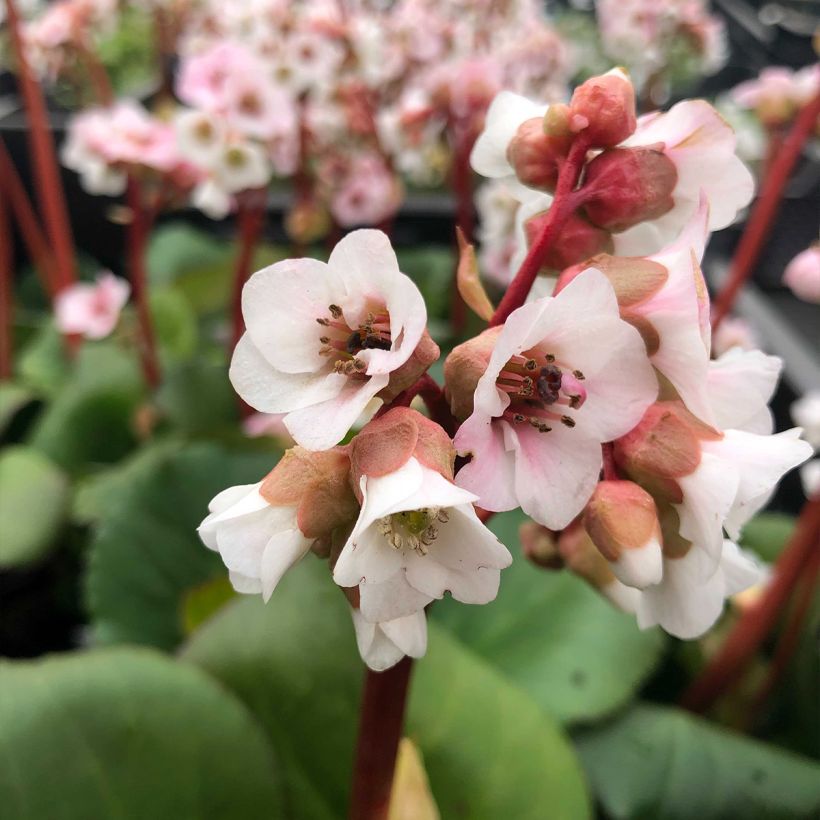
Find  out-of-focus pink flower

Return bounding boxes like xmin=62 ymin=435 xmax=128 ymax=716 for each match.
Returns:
xmin=783 ymin=245 xmax=820 ymax=304
xmin=454 ymin=268 xmax=657 ymax=529
xmin=242 ymin=413 xmax=296 ymax=445
xmin=711 ymin=316 xmax=759 ymax=357
xmin=329 ymin=154 xmax=402 ymax=228
xmin=54 ymin=271 xmax=130 ymax=340
xmin=176 ymin=41 xmax=257 ymax=112
xmin=732 ymin=65 xmax=820 ymax=125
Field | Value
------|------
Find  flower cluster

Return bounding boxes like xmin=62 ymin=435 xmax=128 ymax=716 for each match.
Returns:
xmin=732 ymin=65 xmax=820 ymax=128
xmin=200 ymin=68 xmax=810 ymax=671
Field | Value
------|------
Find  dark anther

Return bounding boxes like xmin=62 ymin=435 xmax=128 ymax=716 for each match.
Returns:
xmin=316 ymin=317 xmax=329 ymax=326
xmin=545 ymin=353 xmax=555 ymax=362
xmin=346 ymin=330 xmax=365 ymax=353
xmin=524 ymin=359 xmax=537 ymax=371
xmin=573 ymin=369 xmax=585 ymax=380
xmin=536 ymin=364 xmax=563 ymax=403
xmin=560 ymin=415 xmax=576 ymax=428
xmin=329 ymin=304 xmax=343 ymax=318
xmin=361 ymin=334 xmax=391 ymax=350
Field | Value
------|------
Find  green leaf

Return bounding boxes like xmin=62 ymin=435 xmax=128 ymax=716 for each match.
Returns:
xmin=17 ymin=325 xmax=69 ymax=397
xmin=0 ymin=647 xmax=283 ymax=819
xmin=575 ymin=704 xmax=820 ymax=819
xmin=181 ymin=560 xmax=590 ymax=819
xmin=432 ymin=510 xmax=665 ymax=724
xmin=28 ymin=341 xmax=145 ymax=472
xmin=0 ymin=382 xmax=35 ymax=435
xmin=155 ymin=360 xmax=237 ymax=435
xmin=149 ymin=287 xmax=198 ymax=365
xmin=396 ymin=247 xmax=453 ymax=324
xmin=740 ymin=513 xmax=796 ymax=563
xmin=86 ymin=441 xmax=279 ymax=650
xmin=0 ymin=446 xmax=68 ymax=569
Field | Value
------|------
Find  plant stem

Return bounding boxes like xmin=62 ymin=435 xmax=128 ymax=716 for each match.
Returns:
xmin=349 ymin=657 xmax=414 ymax=820
xmin=680 ymin=498 xmax=820 ymax=713
xmin=76 ymin=36 xmax=114 ymax=106
xmin=489 ymin=136 xmax=590 ymax=326
xmin=5 ymin=0 xmax=76 ymax=292
xmin=229 ymin=199 xmax=266 ymax=355
xmin=125 ymin=178 xmax=161 ymax=389
xmin=0 ymin=186 xmax=13 ymax=379
xmin=450 ymin=120 xmax=477 ymax=334
xmin=710 ymin=90 xmax=820 ymax=331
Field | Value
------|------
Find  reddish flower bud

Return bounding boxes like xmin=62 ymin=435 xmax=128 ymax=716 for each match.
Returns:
xmin=506 ymin=117 xmax=561 ymax=191
xmin=584 ymin=480 xmax=663 ymax=588
xmin=581 ymin=146 xmax=678 ymax=232
xmin=444 ymin=326 xmax=502 ymax=420
xmin=555 ymin=254 xmax=669 ymax=304
xmin=379 ymin=330 xmax=440 ymax=403
xmin=349 ymin=407 xmax=456 ymax=500
xmin=519 ymin=520 xmax=563 ymax=569
xmin=568 ymin=68 xmax=637 ymax=148
xmin=525 ymin=210 xmax=614 ymax=271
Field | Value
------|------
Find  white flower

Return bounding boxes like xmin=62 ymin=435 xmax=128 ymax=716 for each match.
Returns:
xmin=198 ymin=482 xmax=313 ymax=600
xmin=350 ymin=607 xmax=427 ymax=672
xmin=791 ymin=391 xmax=820 ymax=450
xmin=229 ymin=230 xmax=427 ymax=450
xmin=333 ymin=457 xmax=512 ymax=623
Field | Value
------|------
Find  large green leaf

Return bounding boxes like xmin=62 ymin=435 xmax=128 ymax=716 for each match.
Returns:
xmin=432 ymin=511 xmax=665 ymax=724
xmin=575 ymin=704 xmax=820 ymax=819
xmin=0 ymin=446 xmax=68 ymax=569
xmin=0 ymin=382 xmax=35 ymax=436
xmin=0 ymin=648 xmax=283 ymax=819
xmin=86 ymin=441 xmax=279 ymax=649
xmin=181 ymin=560 xmax=590 ymax=820
xmin=149 ymin=287 xmax=199 ymax=365
xmin=740 ymin=512 xmax=796 ymax=563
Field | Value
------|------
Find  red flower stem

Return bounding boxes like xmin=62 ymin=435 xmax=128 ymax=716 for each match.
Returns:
xmin=449 ymin=120 xmax=476 ymax=334
xmin=489 ymin=135 xmax=591 ymax=327
xmin=0 ymin=140 xmax=60 ymax=299
xmin=125 ymin=179 xmax=161 ymax=389
xmin=743 ymin=542 xmax=819 ymax=727
xmin=349 ymin=657 xmax=414 ymax=820
xmin=5 ymin=0 xmax=77 ymax=292
xmin=711 ymin=90 xmax=820 ymax=331
xmin=229 ymin=200 xmax=266 ymax=355
xmin=602 ymin=443 xmax=619 ymax=481
xmin=680 ymin=498 xmax=820 ymax=713
xmin=0 ymin=187 xmax=13 ymax=379
xmin=76 ymin=36 xmax=114 ymax=106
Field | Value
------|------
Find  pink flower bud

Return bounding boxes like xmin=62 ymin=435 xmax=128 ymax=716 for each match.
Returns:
xmin=581 ymin=146 xmax=678 ymax=232
xmin=568 ymin=68 xmax=637 ymax=148
xmin=782 ymin=245 xmax=820 ymax=304
xmin=584 ymin=480 xmax=663 ymax=588
xmin=444 ymin=327 xmax=502 ymax=420
xmin=506 ymin=117 xmax=561 ymax=191
xmin=349 ymin=407 xmax=456 ymax=497
xmin=525 ymin=211 xmax=613 ymax=270
xmin=260 ymin=447 xmax=359 ymax=539
xmin=556 ymin=254 xmax=669 ymax=305
xmin=519 ymin=520 xmax=562 ymax=569
xmin=378 ymin=331 xmax=440 ymax=404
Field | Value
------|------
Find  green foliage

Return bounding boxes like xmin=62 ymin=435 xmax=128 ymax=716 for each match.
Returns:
xmin=149 ymin=287 xmax=199 ymax=365
xmin=575 ymin=704 xmax=820 ymax=819
xmin=17 ymin=325 xmax=69 ymax=397
xmin=432 ymin=510 xmax=666 ymax=724
xmin=396 ymin=247 xmax=454 ymax=325
xmin=740 ymin=512 xmax=796 ymax=563
xmin=0 ymin=382 xmax=35 ymax=436
xmin=86 ymin=441 xmax=280 ymax=650
xmin=182 ymin=560 xmax=591 ymax=819
xmin=0 ymin=648 xmax=283 ymax=820
xmin=0 ymin=446 xmax=68 ymax=569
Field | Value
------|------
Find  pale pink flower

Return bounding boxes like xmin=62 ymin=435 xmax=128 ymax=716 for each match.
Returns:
xmin=54 ymin=272 xmax=129 ymax=340
xmin=229 ymin=230 xmax=427 ymax=450
xmin=791 ymin=391 xmax=820 ymax=450
xmin=711 ymin=316 xmax=759 ymax=356
xmin=329 ymin=154 xmax=401 ymax=228
xmin=176 ymin=42 xmax=257 ymax=112
xmin=800 ymin=460 xmax=820 ymax=498
xmin=783 ymin=246 xmax=820 ymax=304
xmin=333 ymin=456 xmax=512 ymax=623
xmin=455 ymin=268 xmax=658 ymax=528
xmin=242 ymin=413 xmax=296 ymax=446
xmin=732 ymin=65 xmax=819 ymax=124
xmin=281 ymin=29 xmax=345 ymax=94
xmin=350 ymin=607 xmax=427 ymax=672
xmin=223 ymin=72 xmax=298 ymax=143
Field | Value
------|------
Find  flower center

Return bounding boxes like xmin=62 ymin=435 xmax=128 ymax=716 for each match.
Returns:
xmin=496 ymin=351 xmax=587 ymax=433
xmin=378 ymin=507 xmax=449 ymax=556
xmin=315 ymin=303 xmax=392 ymax=377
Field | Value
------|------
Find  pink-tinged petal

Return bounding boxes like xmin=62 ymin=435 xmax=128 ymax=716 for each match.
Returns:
xmin=470 ymin=91 xmax=548 ymax=179
xmin=229 ymin=333 xmax=346 ymax=414
xmin=707 ymin=348 xmax=781 ymax=433
xmin=260 ymin=529 xmax=313 ymax=601
xmin=454 ymin=417 xmax=519 ymax=512
xmin=358 ymin=572 xmax=433 ymax=622
xmin=282 ymin=373 xmax=387 ymax=451
xmin=511 ymin=423 xmax=603 ymax=529
xmin=674 ymin=453 xmax=740 ymax=578
xmin=241 ymin=257 xmax=337 ymax=374
xmin=334 ymin=524 xmax=404 ymax=588
xmin=703 ymin=429 xmax=813 ymax=539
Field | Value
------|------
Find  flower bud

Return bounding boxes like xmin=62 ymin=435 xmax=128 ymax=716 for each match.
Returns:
xmin=555 ymin=254 xmax=669 ymax=305
xmin=584 ymin=480 xmax=663 ymax=588
xmin=349 ymin=407 xmax=456 ymax=499
xmin=568 ymin=68 xmax=637 ymax=148
xmin=525 ymin=210 xmax=614 ymax=271
xmin=581 ymin=146 xmax=678 ymax=232
xmin=444 ymin=327 xmax=502 ymax=420
xmin=260 ymin=447 xmax=359 ymax=539
xmin=543 ymin=103 xmax=574 ymax=148
xmin=506 ymin=117 xmax=561 ymax=190
xmin=519 ymin=520 xmax=563 ymax=569
xmin=379 ymin=331 xmax=440 ymax=403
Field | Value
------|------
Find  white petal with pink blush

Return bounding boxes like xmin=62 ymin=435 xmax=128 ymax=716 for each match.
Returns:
xmin=54 ymin=272 xmax=130 ymax=340
xmin=333 ymin=458 xmax=512 ymax=624
xmin=455 ymin=268 xmax=658 ymax=529
xmin=230 ymin=230 xmax=427 ymax=451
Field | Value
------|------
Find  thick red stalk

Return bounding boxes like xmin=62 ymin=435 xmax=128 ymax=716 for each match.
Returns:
xmin=489 ymin=136 xmax=591 ymax=326
xmin=449 ymin=121 xmax=477 ymax=333
xmin=349 ymin=657 xmax=414 ymax=820
xmin=680 ymin=498 xmax=820 ymax=713
xmin=0 ymin=187 xmax=13 ymax=379
xmin=229 ymin=201 xmax=266 ymax=355
xmin=5 ymin=0 xmax=76 ymax=292
xmin=125 ymin=179 xmax=161 ymax=389
xmin=0 ymin=140 xmax=60 ymax=299
xmin=76 ymin=36 xmax=114 ymax=106
xmin=711 ymin=90 xmax=820 ymax=330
